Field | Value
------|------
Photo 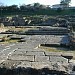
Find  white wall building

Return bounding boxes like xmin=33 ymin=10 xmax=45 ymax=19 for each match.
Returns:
xmin=52 ymin=4 xmax=69 ymax=9
xmin=52 ymin=4 xmax=62 ymax=9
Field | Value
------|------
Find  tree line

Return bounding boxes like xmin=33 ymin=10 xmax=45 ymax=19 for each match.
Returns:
xmin=0 ymin=2 xmax=75 ymax=16
xmin=0 ymin=3 xmax=50 ymax=13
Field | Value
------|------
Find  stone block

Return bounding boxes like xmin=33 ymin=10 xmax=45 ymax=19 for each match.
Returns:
xmin=12 ymin=50 xmax=26 ymax=55
xmin=45 ymin=52 xmax=62 ymax=56
xmin=26 ymin=51 xmax=45 ymax=56
xmin=50 ymin=56 xmax=68 ymax=64
xmin=35 ymin=56 xmax=49 ymax=62
xmin=8 ymin=55 xmax=34 ymax=61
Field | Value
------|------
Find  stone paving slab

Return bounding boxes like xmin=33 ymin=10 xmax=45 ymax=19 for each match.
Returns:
xmin=17 ymin=49 xmax=40 ymax=52
xmin=12 ymin=50 xmax=26 ymax=55
xmin=45 ymin=52 xmax=62 ymax=56
xmin=0 ymin=48 xmax=17 ymax=56
xmin=8 ymin=55 xmax=34 ymax=61
xmin=35 ymin=56 xmax=49 ymax=62
xmin=0 ymin=54 xmax=8 ymax=60
xmin=26 ymin=51 xmax=45 ymax=56
xmin=50 ymin=56 xmax=68 ymax=64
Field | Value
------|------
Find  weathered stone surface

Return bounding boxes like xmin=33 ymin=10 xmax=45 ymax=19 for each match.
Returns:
xmin=50 ymin=56 xmax=68 ymax=64
xmin=35 ymin=56 xmax=49 ymax=62
xmin=0 ymin=60 xmax=21 ymax=68
xmin=26 ymin=51 xmax=45 ymax=56
xmin=61 ymin=53 xmax=74 ymax=57
xmin=0 ymin=34 xmax=73 ymax=73
xmin=31 ymin=62 xmax=53 ymax=69
xmin=0 ymin=60 xmax=5 ymax=64
xmin=12 ymin=50 xmax=26 ymax=55
xmin=0 ymin=54 xmax=7 ymax=60
xmin=17 ymin=61 xmax=32 ymax=68
xmin=45 ymin=52 xmax=62 ymax=56
xmin=52 ymin=63 xmax=66 ymax=71
xmin=17 ymin=48 xmax=39 ymax=51
xmin=8 ymin=55 xmax=34 ymax=61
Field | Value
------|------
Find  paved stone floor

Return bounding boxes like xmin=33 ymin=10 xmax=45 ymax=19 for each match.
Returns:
xmin=0 ymin=35 xmax=74 ymax=72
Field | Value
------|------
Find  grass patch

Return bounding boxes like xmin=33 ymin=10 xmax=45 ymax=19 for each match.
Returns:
xmin=7 ymin=39 xmax=19 ymax=43
xmin=0 ymin=39 xmax=19 ymax=44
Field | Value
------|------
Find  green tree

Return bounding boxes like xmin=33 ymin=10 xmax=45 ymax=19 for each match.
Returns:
xmin=60 ymin=0 xmax=71 ymax=7
xmin=20 ymin=4 xmax=26 ymax=10
xmin=57 ymin=8 xmax=62 ymax=13
xmin=33 ymin=3 xmax=40 ymax=8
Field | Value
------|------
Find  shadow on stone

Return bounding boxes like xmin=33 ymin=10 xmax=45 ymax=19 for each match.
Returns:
xmin=0 ymin=67 xmax=69 ymax=75
xmin=72 ymin=66 xmax=75 ymax=71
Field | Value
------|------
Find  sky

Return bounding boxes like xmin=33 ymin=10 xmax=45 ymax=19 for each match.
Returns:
xmin=0 ymin=0 xmax=75 ymax=6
